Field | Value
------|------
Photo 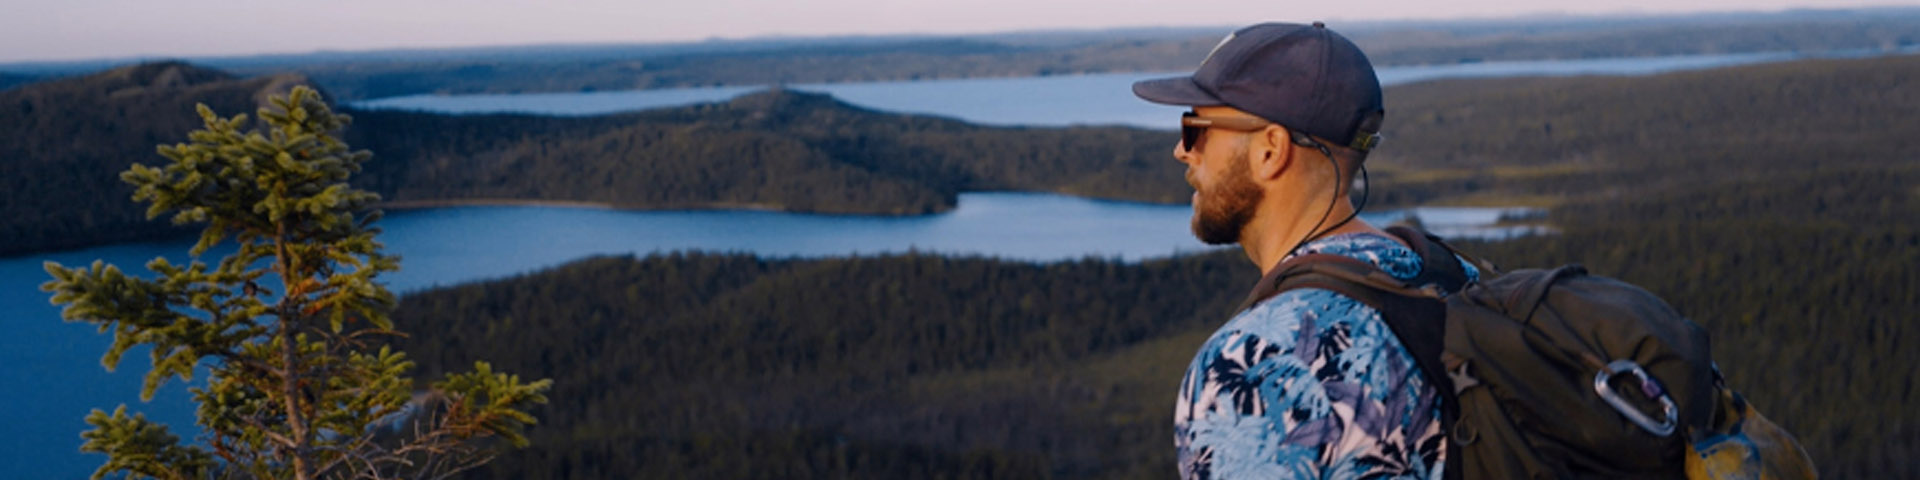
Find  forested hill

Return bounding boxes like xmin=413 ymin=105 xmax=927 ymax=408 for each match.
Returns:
xmin=343 ymin=87 xmax=1181 ymax=215
xmin=392 ymin=251 xmax=1259 ymax=479
xmin=390 ymin=198 xmax=1916 ymax=479
xmin=379 ymin=54 xmax=1920 ymax=478
xmin=14 ymin=53 xmax=1920 ymax=256
xmin=0 ymin=72 xmax=38 ymax=90
xmin=0 ymin=61 xmax=308 ymax=253
xmin=1365 ymin=53 xmax=1920 ymax=212
xmin=113 ymin=10 xmax=1920 ymax=100
xmin=0 ymin=62 xmax=1180 ymax=256
xmin=8 ymin=11 xmax=1918 ymax=99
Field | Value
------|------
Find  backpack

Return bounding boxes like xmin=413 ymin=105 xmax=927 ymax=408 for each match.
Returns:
xmin=1242 ymin=226 xmax=1816 ymax=480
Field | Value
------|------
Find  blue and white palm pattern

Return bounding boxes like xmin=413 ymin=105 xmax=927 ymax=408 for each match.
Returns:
xmin=1175 ymin=233 xmax=1476 ymax=480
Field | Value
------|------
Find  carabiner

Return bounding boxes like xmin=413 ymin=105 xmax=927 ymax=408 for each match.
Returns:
xmin=1593 ymin=359 xmax=1679 ymax=437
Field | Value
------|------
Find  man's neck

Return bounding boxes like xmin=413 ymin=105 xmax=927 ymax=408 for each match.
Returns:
xmin=1241 ymin=207 xmax=1390 ymax=275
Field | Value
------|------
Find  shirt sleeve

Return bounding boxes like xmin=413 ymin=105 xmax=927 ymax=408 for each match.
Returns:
xmin=1174 ymin=289 xmax=1446 ymax=480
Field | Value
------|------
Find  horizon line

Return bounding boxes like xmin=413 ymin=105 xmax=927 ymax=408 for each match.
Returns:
xmin=3 ymin=5 xmax=1915 ymax=69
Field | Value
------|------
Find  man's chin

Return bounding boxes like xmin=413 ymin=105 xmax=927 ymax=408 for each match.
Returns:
xmin=1190 ymin=218 xmax=1241 ymax=246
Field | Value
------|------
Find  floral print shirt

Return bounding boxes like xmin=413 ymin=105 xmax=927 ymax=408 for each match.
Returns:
xmin=1174 ymin=232 xmax=1477 ymax=480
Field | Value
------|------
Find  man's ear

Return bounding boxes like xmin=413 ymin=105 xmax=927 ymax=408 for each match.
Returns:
xmin=1249 ymin=125 xmax=1293 ymax=181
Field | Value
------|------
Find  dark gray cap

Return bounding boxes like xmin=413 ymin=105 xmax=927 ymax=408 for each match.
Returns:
xmin=1133 ymin=22 xmax=1383 ymax=151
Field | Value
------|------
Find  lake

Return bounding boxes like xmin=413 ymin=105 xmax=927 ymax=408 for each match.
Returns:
xmin=0 ymin=192 xmax=1537 ymax=477
xmin=24 ymin=48 xmax=1791 ymax=477
xmin=17 ymin=45 xmax=1914 ymax=479
xmin=8 ymin=47 xmax=1750 ymax=476
xmin=346 ymin=48 xmax=1920 ymax=128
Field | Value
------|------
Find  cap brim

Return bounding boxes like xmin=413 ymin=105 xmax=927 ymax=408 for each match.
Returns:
xmin=1132 ymin=76 xmax=1222 ymax=106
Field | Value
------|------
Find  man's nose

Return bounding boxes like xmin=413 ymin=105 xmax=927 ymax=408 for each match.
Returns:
xmin=1172 ymin=142 xmax=1194 ymax=165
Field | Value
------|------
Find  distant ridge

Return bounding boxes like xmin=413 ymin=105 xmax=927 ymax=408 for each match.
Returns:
xmin=7 ymin=9 xmax=1917 ymax=100
xmin=724 ymin=87 xmax=847 ymax=111
xmin=97 ymin=60 xmax=233 ymax=89
xmin=8 ymin=60 xmax=309 ymax=104
xmin=1 ymin=62 xmax=1179 ymax=255
xmin=340 ymin=83 xmax=1177 ymax=219
xmin=0 ymin=61 xmax=312 ymax=254
xmin=0 ymin=71 xmax=41 ymax=91
xmin=710 ymin=87 xmax=876 ymax=125
xmin=11 ymin=52 xmax=1920 ymax=256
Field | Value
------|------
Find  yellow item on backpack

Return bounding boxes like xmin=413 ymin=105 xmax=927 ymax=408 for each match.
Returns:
xmin=1685 ymin=387 xmax=1818 ymax=480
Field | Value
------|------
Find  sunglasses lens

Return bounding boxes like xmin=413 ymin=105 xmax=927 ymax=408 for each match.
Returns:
xmin=1180 ymin=112 xmax=1201 ymax=152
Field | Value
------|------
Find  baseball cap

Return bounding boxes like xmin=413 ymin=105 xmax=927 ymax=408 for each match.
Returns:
xmin=1133 ymin=22 xmax=1384 ymax=151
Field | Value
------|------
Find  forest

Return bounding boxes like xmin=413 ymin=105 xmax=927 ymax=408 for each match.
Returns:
xmin=0 ymin=72 xmax=34 ymax=90
xmin=342 ymin=88 xmax=1181 ymax=214
xmin=177 ymin=10 xmax=1920 ymax=100
xmin=10 ymin=52 xmax=1920 ymax=256
xmin=168 ymin=8 xmax=1920 ymax=99
xmin=1365 ymin=54 xmax=1920 ymax=209
xmin=387 ymin=177 xmax=1915 ymax=479
xmin=6 ymin=32 xmax=1917 ymax=478
xmin=373 ymin=53 xmax=1918 ymax=478
xmin=5 ymin=9 xmax=1920 ymax=99
xmin=0 ymin=61 xmax=1176 ymax=256
xmin=0 ymin=63 xmax=312 ymax=254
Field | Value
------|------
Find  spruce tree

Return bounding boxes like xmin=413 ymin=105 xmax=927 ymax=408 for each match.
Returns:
xmin=43 ymin=86 xmax=551 ymax=480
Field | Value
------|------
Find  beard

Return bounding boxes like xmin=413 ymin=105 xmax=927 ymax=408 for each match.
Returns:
xmin=1190 ymin=147 xmax=1263 ymax=245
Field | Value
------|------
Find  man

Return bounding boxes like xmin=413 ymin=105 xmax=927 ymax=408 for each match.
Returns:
xmin=1133 ymin=22 xmax=1475 ymax=479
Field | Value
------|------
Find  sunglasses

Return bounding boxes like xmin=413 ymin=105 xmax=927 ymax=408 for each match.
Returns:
xmin=1180 ymin=112 xmax=1337 ymax=153
xmin=1181 ymin=111 xmax=1274 ymax=152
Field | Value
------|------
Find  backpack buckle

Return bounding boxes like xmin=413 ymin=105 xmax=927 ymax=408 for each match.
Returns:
xmin=1593 ymin=360 xmax=1680 ymax=437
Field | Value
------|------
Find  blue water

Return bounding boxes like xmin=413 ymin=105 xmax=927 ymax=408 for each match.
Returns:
xmin=19 ymin=45 xmax=1911 ymax=477
xmin=347 ymin=48 xmax=1920 ymax=128
xmin=0 ymin=193 xmax=1536 ymax=476
xmin=17 ymin=47 xmax=1763 ymax=475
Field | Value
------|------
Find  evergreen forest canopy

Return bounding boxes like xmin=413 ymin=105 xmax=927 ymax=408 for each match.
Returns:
xmin=5 ymin=14 xmax=1916 ymax=479
xmin=0 ymin=64 xmax=313 ymax=254
xmin=40 ymin=87 xmax=552 ymax=479
xmin=10 ymin=52 xmax=1920 ymax=256
xmin=390 ymin=183 xmax=1916 ymax=479
xmin=0 ymin=61 xmax=1177 ymax=256
xmin=0 ymin=72 xmax=36 ymax=90
xmin=374 ymin=51 xmax=1920 ymax=479
xmin=4 ymin=8 xmax=1920 ymax=99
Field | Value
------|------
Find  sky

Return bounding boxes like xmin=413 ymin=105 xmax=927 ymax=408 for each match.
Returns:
xmin=0 ymin=0 xmax=1909 ymax=64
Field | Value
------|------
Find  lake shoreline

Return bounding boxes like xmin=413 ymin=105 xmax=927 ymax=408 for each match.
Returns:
xmin=5 ymin=191 xmax=1539 ymax=260
xmin=347 ymin=48 xmax=1920 ymax=128
xmin=378 ymin=190 xmax=1195 ymax=215
xmin=375 ymin=197 xmax=959 ymax=216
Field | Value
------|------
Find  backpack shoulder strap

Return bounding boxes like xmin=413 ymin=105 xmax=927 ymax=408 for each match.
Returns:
xmin=1385 ymin=224 xmax=1481 ymax=290
xmin=1239 ymin=249 xmax=1459 ymax=421
xmin=1238 ymin=253 xmax=1431 ymax=310
xmin=1237 ymin=231 xmax=1479 ymax=480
